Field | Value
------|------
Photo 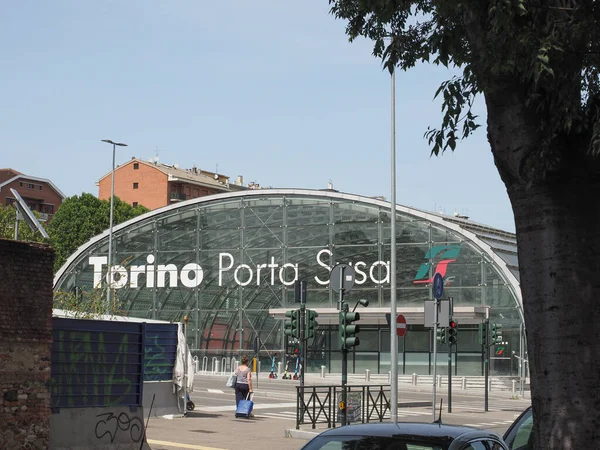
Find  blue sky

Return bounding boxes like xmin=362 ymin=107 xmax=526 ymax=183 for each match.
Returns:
xmin=1 ymin=0 xmax=515 ymax=232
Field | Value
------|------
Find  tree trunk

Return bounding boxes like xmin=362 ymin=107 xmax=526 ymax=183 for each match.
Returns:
xmin=486 ymin=92 xmax=600 ymax=449
xmin=511 ymin=180 xmax=600 ymax=449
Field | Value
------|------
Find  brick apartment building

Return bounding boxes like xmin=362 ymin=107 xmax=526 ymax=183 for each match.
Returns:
xmin=0 ymin=168 xmax=66 ymax=221
xmin=97 ymin=157 xmax=248 ymax=210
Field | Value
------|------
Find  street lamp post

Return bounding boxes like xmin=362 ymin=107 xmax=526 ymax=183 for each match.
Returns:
xmin=389 ymin=47 xmax=399 ymax=424
xmin=101 ymin=139 xmax=128 ymax=315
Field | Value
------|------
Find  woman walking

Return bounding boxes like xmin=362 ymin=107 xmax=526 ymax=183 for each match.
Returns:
xmin=234 ymin=355 xmax=253 ymax=409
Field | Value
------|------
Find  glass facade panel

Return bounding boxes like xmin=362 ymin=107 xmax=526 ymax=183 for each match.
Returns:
xmin=54 ymin=190 xmax=522 ymax=376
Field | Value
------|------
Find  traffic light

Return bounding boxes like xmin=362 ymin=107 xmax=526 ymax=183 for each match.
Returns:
xmin=447 ymin=319 xmax=458 ymax=345
xmin=305 ymin=309 xmax=318 ymax=339
xmin=436 ymin=327 xmax=447 ymax=345
xmin=490 ymin=323 xmax=502 ymax=345
xmin=339 ymin=306 xmax=360 ymax=348
xmin=478 ymin=323 xmax=488 ymax=346
xmin=284 ymin=309 xmax=300 ymax=338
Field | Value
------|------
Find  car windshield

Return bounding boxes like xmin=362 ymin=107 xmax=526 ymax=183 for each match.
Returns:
xmin=302 ymin=435 xmax=446 ymax=450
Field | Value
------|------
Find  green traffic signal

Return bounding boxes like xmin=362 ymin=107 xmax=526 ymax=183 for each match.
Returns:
xmin=436 ymin=327 xmax=447 ymax=345
xmin=305 ymin=309 xmax=318 ymax=339
xmin=340 ymin=308 xmax=360 ymax=348
xmin=490 ymin=323 xmax=502 ymax=345
xmin=284 ymin=309 xmax=300 ymax=338
xmin=478 ymin=323 xmax=487 ymax=346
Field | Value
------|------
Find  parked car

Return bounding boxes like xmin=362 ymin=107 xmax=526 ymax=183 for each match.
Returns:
xmin=502 ymin=406 xmax=533 ymax=450
xmin=299 ymin=422 xmax=509 ymax=450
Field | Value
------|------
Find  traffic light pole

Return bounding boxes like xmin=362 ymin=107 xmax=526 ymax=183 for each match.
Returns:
xmin=339 ymin=266 xmax=348 ymax=427
xmin=300 ymin=303 xmax=306 ymax=388
xmin=340 ymin=302 xmax=348 ymax=427
xmin=484 ymin=317 xmax=490 ymax=412
xmin=447 ymin=342 xmax=452 ymax=413
xmin=431 ymin=298 xmax=439 ymax=422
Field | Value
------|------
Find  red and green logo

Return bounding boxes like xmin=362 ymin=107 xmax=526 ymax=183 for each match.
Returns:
xmin=413 ymin=245 xmax=461 ymax=284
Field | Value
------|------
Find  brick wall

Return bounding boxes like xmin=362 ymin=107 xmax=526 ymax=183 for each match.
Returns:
xmin=0 ymin=239 xmax=54 ymax=450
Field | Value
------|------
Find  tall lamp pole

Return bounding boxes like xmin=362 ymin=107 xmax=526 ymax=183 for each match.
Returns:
xmin=389 ymin=52 xmax=399 ymax=423
xmin=101 ymin=139 xmax=128 ymax=315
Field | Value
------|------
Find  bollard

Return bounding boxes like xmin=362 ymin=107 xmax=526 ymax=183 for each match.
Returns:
xmin=221 ymin=357 xmax=227 ymax=375
xmin=365 ymin=369 xmax=371 ymax=382
xmin=215 ymin=359 xmax=221 ymax=374
xmin=412 ymin=373 xmax=418 ymax=386
xmin=388 ymin=371 xmax=391 ymax=384
xmin=512 ymin=380 xmax=516 ymax=393
xmin=437 ymin=375 xmax=442 ymax=388
xmin=258 ymin=361 xmax=262 ymax=373
xmin=278 ymin=361 xmax=283 ymax=375
xmin=461 ymin=377 xmax=466 ymax=390
xmin=321 ymin=365 xmax=326 ymax=378
xmin=489 ymin=379 xmax=493 ymax=391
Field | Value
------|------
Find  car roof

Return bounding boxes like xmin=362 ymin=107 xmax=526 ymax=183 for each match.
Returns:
xmin=314 ymin=421 xmax=503 ymax=445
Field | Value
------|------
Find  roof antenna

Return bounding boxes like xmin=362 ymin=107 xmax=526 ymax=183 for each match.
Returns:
xmin=433 ymin=398 xmax=443 ymax=425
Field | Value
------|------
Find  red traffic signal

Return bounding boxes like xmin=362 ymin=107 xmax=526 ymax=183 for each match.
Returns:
xmin=448 ymin=319 xmax=458 ymax=345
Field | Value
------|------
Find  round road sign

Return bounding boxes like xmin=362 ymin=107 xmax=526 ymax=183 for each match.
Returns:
xmin=433 ymin=273 xmax=444 ymax=299
xmin=329 ymin=263 xmax=355 ymax=293
xmin=396 ymin=314 xmax=407 ymax=337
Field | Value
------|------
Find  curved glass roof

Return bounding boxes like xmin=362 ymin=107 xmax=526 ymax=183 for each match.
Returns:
xmin=54 ymin=189 xmax=521 ymax=353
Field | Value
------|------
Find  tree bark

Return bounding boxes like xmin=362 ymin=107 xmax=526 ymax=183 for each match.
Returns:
xmin=486 ymin=91 xmax=600 ymax=449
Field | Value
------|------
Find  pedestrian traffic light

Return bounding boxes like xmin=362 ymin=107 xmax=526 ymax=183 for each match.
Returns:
xmin=490 ymin=323 xmax=502 ymax=345
xmin=447 ymin=319 xmax=458 ymax=345
xmin=305 ymin=309 xmax=318 ymax=339
xmin=339 ymin=305 xmax=360 ymax=348
xmin=478 ymin=322 xmax=487 ymax=346
xmin=284 ymin=309 xmax=300 ymax=338
xmin=436 ymin=327 xmax=447 ymax=345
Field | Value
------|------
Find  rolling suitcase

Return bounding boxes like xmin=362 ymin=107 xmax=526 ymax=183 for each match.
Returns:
xmin=235 ymin=393 xmax=254 ymax=418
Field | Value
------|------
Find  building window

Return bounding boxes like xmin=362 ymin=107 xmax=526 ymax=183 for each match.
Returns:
xmin=133 ymin=202 xmax=138 ymax=207
xmin=133 ymin=182 xmax=139 ymax=189
xmin=19 ymin=182 xmax=23 ymax=187
xmin=133 ymin=163 xmax=139 ymax=170
xmin=39 ymin=185 xmax=43 ymax=190
xmin=27 ymin=183 xmax=34 ymax=189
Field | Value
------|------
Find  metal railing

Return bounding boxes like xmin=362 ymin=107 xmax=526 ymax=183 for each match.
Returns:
xmin=295 ymin=384 xmax=390 ymax=430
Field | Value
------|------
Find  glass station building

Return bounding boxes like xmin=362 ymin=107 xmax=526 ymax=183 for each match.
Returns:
xmin=54 ymin=189 xmax=523 ymax=376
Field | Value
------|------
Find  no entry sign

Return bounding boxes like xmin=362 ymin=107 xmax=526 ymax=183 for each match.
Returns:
xmin=396 ymin=314 xmax=407 ymax=337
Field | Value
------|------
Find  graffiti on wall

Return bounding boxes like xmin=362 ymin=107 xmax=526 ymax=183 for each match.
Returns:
xmin=95 ymin=411 xmax=144 ymax=443
xmin=144 ymin=323 xmax=178 ymax=382
xmin=50 ymin=318 xmax=143 ymax=408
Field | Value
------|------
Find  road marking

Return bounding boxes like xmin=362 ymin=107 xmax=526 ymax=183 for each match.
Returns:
xmin=207 ymin=389 xmax=224 ymax=394
xmin=260 ymin=412 xmax=297 ymax=421
xmin=147 ymin=439 xmax=227 ymax=450
xmin=198 ymin=402 xmax=296 ymax=413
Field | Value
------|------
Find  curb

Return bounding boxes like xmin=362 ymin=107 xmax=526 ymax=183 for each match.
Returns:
xmin=285 ymin=428 xmax=320 ymax=440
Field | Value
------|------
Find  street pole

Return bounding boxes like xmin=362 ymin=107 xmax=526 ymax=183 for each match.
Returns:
xmin=339 ymin=267 xmax=347 ymax=427
xmin=519 ymin=322 xmax=525 ymax=398
xmin=448 ymin=341 xmax=452 ymax=413
xmin=389 ymin=50 xmax=399 ymax=425
xmin=183 ymin=315 xmax=189 ymax=415
xmin=341 ymin=302 xmax=348 ymax=427
xmin=300 ymin=303 xmax=306 ymax=387
xmin=484 ymin=317 xmax=490 ymax=412
xmin=431 ymin=298 xmax=439 ymax=421
xmin=101 ymin=139 xmax=127 ymax=315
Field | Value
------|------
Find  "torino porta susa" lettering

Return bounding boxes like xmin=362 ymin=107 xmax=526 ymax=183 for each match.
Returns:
xmin=90 ymin=249 xmax=390 ymax=290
